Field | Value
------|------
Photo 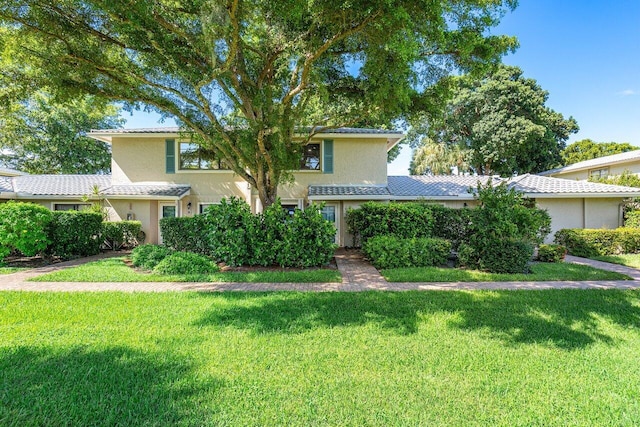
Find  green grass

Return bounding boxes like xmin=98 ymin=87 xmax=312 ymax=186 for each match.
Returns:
xmin=28 ymin=257 xmax=341 ymax=283
xmin=2 ymin=290 xmax=640 ymax=425
xmin=593 ymin=254 xmax=640 ymax=269
xmin=382 ymin=262 xmax=630 ymax=282
xmin=0 ymin=267 xmax=25 ymax=275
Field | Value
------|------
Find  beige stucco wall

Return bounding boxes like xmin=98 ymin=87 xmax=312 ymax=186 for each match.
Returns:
xmin=111 ymin=136 xmax=388 ymax=210
xmin=536 ymin=197 xmax=624 ymax=242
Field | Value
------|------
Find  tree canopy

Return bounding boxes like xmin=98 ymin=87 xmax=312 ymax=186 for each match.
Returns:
xmin=0 ymin=90 xmax=123 ymax=174
xmin=561 ymin=139 xmax=637 ymax=166
xmin=0 ymin=0 xmax=518 ymax=206
xmin=409 ymin=65 xmax=578 ymax=176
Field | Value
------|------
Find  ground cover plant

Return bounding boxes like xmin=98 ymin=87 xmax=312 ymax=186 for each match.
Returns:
xmin=382 ymin=263 xmax=630 ymax=283
xmin=2 ymin=291 xmax=640 ymax=425
xmin=29 ymin=258 xmax=341 ymax=283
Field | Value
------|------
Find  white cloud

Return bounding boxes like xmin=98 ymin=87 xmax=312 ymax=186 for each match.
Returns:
xmin=618 ymin=89 xmax=638 ymax=96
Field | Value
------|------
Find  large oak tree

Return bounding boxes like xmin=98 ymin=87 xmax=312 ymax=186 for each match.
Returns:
xmin=1 ymin=0 xmax=517 ymax=207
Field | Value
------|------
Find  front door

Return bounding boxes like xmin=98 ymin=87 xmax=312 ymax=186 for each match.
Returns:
xmin=158 ymin=203 xmax=177 ymax=244
xmin=320 ymin=204 xmax=339 ymax=245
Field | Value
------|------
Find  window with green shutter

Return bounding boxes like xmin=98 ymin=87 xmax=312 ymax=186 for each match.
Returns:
xmin=166 ymin=139 xmax=175 ymax=174
xmin=323 ymin=139 xmax=333 ymax=174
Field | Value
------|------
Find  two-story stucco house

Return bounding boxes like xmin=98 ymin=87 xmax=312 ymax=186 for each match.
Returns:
xmin=2 ymin=127 xmax=640 ymax=245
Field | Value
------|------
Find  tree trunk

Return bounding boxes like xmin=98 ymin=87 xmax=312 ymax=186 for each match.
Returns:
xmin=255 ymin=169 xmax=279 ymax=210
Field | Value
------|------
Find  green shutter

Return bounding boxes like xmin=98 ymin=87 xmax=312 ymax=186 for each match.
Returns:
xmin=166 ymin=139 xmax=175 ymax=174
xmin=323 ymin=139 xmax=333 ymax=174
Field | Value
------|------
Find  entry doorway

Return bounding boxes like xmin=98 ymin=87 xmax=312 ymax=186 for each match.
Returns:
xmin=158 ymin=203 xmax=177 ymax=244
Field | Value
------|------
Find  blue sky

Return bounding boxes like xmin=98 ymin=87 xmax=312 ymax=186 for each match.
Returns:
xmin=123 ymin=1 xmax=640 ymax=176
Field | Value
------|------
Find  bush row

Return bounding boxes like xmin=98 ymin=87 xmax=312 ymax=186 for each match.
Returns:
xmin=348 ymin=182 xmax=552 ymax=274
xmin=362 ymin=235 xmax=451 ymax=270
xmin=0 ymin=201 xmax=141 ymax=262
xmin=161 ymin=197 xmax=336 ymax=267
xmin=554 ymin=228 xmax=640 ymax=257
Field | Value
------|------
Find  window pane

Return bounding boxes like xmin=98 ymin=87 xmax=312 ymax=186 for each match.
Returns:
xmin=179 ymin=142 xmax=228 ymax=170
xmin=162 ymin=206 xmax=176 ymax=218
xmin=300 ymin=144 xmax=320 ymax=170
xmin=321 ymin=206 xmax=336 ymax=222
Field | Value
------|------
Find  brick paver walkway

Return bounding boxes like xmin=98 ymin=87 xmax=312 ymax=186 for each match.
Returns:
xmin=2 ymin=249 xmax=640 ymax=292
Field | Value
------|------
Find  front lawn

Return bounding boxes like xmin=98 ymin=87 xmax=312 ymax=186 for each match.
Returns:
xmin=592 ymin=254 xmax=640 ymax=269
xmin=28 ymin=257 xmax=341 ymax=283
xmin=382 ymin=262 xmax=630 ymax=282
xmin=2 ymin=291 xmax=640 ymax=425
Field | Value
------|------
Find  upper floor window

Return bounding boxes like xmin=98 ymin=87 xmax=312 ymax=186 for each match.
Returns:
xmin=179 ymin=142 xmax=229 ymax=170
xmin=300 ymin=143 xmax=320 ymax=170
xmin=589 ymin=167 xmax=609 ymax=179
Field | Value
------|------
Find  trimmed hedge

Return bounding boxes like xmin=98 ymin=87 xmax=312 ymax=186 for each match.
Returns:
xmin=159 ymin=197 xmax=336 ymax=267
xmin=429 ymin=205 xmax=474 ymax=250
xmin=537 ymin=244 xmax=567 ymax=263
xmin=362 ymin=235 xmax=451 ymax=270
xmin=153 ymin=251 xmax=219 ymax=275
xmin=47 ymin=211 xmax=103 ymax=259
xmin=102 ymin=221 xmax=142 ymax=250
xmin=346 ymin=202 xmax=435 ymax=246
xmin=160 ymin=216 xmax=209 ymax=255
xmin=554 ymin=228 xmax=640 ymax=257
xmin=459 ymin=238 xmax=534 ymax=274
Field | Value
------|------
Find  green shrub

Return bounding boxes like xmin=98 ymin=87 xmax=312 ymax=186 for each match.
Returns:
xmin=537 ymin=244 xmax=567 ymax=263
xmin=160 ymin=215 xmax=209 ymax=255
xmin=625 ymin=210 xmax=640 ymax=228
xmin=0 ymin=201 xmax=52 ymax=260
xmin=363 ymin=235 xmax=451 ymax=270
xmin=346 ymin=202 xmax=435 ymax=246
xmin=205 ymin=197 xmax=257 ymax=266
xmin=276 ymin=204 xmax=337 ymax=268
xmin=457 ymin=181 xmax=549 ymax=273
xmin=47 ymin=211 xmax=103 ymax=259
xmin=555 ymin=228 xmax=640 ymax=257
xmin=459 ymin=241 xmax=534 ymax=273
xmin=474 ymin=238 xmax=534 ymax=274
xmin=102 ymin=221 xmax=142 ymax=250
xmin=429 ymin=205 xmax=475 ymax=250
xmin=130 ymin=244 xmax=174 ymax=270
xmin=153 ymin=251 xmax=219 ymax=275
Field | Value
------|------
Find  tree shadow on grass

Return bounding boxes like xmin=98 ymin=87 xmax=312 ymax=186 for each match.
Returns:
xmin=0 ymin=345 xmax=219 ymax=426
xmin=193 ymin=290 xmax=640 ymax=350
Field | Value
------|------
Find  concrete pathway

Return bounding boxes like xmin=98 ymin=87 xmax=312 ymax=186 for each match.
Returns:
xmin=2 ymin=249 xmax=640 ymax=292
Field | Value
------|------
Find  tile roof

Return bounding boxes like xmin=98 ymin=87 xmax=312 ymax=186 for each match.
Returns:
xmin=104 ymin=184 xmax=191 ymax=197
xmin=13 ymin=175 xmax=111 ymax=196
xmin=387 ymin=175 xmax=494 ymax=198
xmin=540 ymin=149 xmax=640 ymax=175
xmin=2 ymin=175 xmax=190 ymax=198
xmin=308 ymin=185 xmax=391 ymax=197
xmin=0 ymin=176 xmax=13 ymax=192
xmin=508 ymin=174 xmax=640 ymax=195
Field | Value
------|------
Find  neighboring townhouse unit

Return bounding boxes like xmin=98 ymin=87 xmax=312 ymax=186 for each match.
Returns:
xmin=2 ymin=127 xmax=640 ymax=246
xmin=540 ymin=150 xmax=640 ymax=180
